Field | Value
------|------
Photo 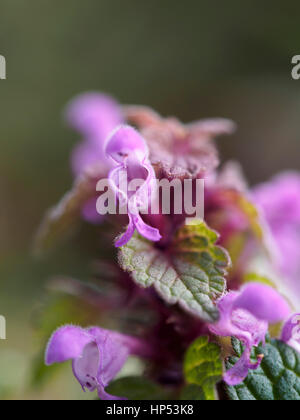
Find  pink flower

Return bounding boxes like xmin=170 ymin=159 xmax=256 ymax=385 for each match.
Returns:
xmin=209 ymin=283 xmax=290 ymax=385
xmin=281 ymin=313 xmax=300 ymax=353
xmin=45 ymin=325 xmax=151 ymax=400
xmin=252 ymin=172 xmax=300 ymax=298
xmin=65 ymin=92 xmax=123 ymax=176
xmin=64 ymin=93 xmax=124 ymax=223
xmin=105 ymin=125 xmax=161 ymax=247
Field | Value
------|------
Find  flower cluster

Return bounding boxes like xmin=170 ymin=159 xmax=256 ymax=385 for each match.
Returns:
xmin=38 ymin=92 xmax=300 ymax=400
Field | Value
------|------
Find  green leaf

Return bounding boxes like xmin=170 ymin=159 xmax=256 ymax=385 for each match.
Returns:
xmin=180 ymin=384 xmax=206 ymax=400
xmin=106 ymin=376 xmax=168 ymax=400
xmin=183 ymin=336 xmax=223 ymax=400
xmin=226 ymin=338 xmax=300 ymax=400
xmin=119 ymin=222 xmax=231 ymax=322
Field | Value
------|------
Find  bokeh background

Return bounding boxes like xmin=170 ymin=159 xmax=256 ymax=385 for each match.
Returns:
xmin=0 ymin=0 xmax=300 ymax=399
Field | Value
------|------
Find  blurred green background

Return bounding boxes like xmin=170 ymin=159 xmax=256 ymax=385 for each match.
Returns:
xmin=0 ymin=0 xmax=300 ymax=399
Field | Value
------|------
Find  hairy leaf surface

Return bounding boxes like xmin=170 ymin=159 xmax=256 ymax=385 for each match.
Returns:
xmin=119 ymin=222 xmax=231 ymax=322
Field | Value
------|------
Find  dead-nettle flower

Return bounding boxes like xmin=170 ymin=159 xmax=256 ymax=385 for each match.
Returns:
xmin=252 ymin=172 xmax=300 ymax=300
xmin=209 ymin=283 xmax=290 ymax=386
xmin=66 ymin=92 xmax=124 ymax=176
xmin=105 ymin=125 xmax=162 ymax=247
xmin=45 ymin=325 xmax=152 ymax=400
xmin=65 ymin=93 xmax=123 ymax=224
xmin=281 ymin=313 xmax=300 ymax=353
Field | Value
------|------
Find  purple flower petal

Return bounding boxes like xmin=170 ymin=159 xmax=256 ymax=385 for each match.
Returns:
xmin=105 ymin=125 xmax=148 ymax=164
xmin=233 ymin=283 xmax=291 ymax=323
xmin=106 ymin=126 xmax=161 ymax=246
xmin=115 ymin=213 xmax=161 ymax=248
xmin=252 ymin=172 xmax=300 ymax=301
xmin=45 ymin=325 xmax=93 ymax=365
xmin=71 ymin=140 xmax=105 ymax=176
xmin=45 ymin=325 xmax=151 ymax=400
xmin=81 ymin=197 xmax=104 ymax=224
xmin=66 ymin=93 xmax=123 ymax=177
xmin=65 ymin=93 xmax=124 ymax=224
xmin=115 ymin=214 xmax=136 ymax=247
xmin=253 ymin=172 xmax=300 ymax=227
xmin=134 ymin=214 xmax=162 ymax=242
xmin=224 ymin=348 xmax=263 ymax=386
xmin=87 ymin=328 xmax=130 ymax=387
xmin=281 ymin=313 xmax=300 ymax=353
xmin=209 ymin=283 xmax=290 ymax=386
xmin=72 ymin=341 xmax=100 ymax=392
xmin=209 ymin=291 xmax=268 ymax=348
xmin=66 ymin=93 xmax=123 ymax=139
